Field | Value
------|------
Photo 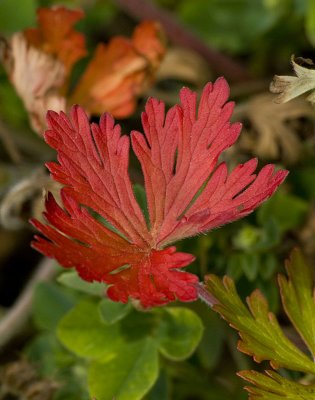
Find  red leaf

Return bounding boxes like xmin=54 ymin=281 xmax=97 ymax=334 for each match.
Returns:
xmin=31 ymin=78 xmax=288 ymax=307
xmin=132 ymin=78 xmax=287 ymax=246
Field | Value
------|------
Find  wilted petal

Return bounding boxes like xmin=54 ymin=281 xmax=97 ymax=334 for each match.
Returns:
xmin=241 ymin=93 xmax=315 ymax=164
xmin=70 ymin=21 xmax=165 ymax=118
xmin=24 ymin=6 xmax=86 ymax=76
xmin=2 ymin=33 xmax=66 ymax=134
xmin=271 ymin=55 xmax=315 ymax=104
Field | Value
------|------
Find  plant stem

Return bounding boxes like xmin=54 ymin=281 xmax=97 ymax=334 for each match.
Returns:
xmin=114 ymin=0 xmax=250 ymax=82
xmin=0 ymin=120 xmax=22 ymax=164
xmin=0 ymin=257 xmax=57 ymax=349
xmin=196 ymin=282 xmax=217 ymax=307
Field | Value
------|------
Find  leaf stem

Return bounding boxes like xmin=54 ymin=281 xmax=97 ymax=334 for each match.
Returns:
xmin=113 ymin=0 xmax=250 ymax=82
xmin=196 ymin=282 xmax=217 ymax=307
xmin=0 ymin=257 xmax=57 ymax=349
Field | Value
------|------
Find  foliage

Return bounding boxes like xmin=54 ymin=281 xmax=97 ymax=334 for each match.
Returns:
xmin=1 ymin=1 xmax=315 ymax=399
xmin=204 ymin=249 xmax=315 ymax=398
xmin=178 ymin=0 xmax=280 ymax=54
xmin=0 ymin=0 xmax=37 ymax=34
xmin=29 ymin=276 xmax=203 ymax=399
xmin=31 ymin=80 xmax=287 ymax=307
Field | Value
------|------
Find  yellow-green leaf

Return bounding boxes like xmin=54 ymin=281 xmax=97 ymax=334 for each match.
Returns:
xmin=57 ymin=299 xmax=123 ymax=360
xmin=279 ymin=249 xmax=315 ymax=358
xmin=239 ymin=370 xmax=315 ymax=399
xmin=88 ymin=338 xmax=159 ymax=400
xmin=204 ymin=274 xmax=315 ymax=374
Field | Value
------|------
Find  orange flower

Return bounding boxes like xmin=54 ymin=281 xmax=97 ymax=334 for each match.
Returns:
xmin=24 ymin=6 xmax=86 ymax=78
xmin=70 ymin=21 xmax=166 ymax=117
xmin=1 ymin=6 xmax=165 ymax=134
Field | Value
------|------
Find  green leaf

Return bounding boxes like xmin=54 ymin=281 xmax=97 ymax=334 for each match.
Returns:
xmin=238 ymin=370 xmax=315 ymax=399
xmin=81 ymin=0 xmax=117 ymax=35
xmin=227 ymin=253 xmax=244 ymax=281
xmin=178 ymin=0 xmax=279 ymax=54
xmin=0 ymin=0 xmax=37 ymax=34
xmin=25 ymin=333 xmax=90 ymax=400
xmin=88 ymin=338 xmax=159 ymax=400
xmin=120 ymin=310 xmax=158 ymax=342
xmin=255 ymin=218 xmax=281 ymax=250
xmin=279 ymin=249 xmax=315 ymax=357
xmin=306 ymin=0 xmax=315 ymax=47
xmin=25 ymin=333 xmax=67 ymax=376
xmin=145 ymin=370 xmax=170 ymax=400
xmin=54 ymin=381 xmax=90 ymax=400
xmin=256 ymin=279 xmax=280 ymax=313
xmin=32 ymin=282 xmax=75 ymax=331
xmin=241 ymin=253 xmax=260 ymax=281
xmin=259 ymin=253 xmax=277 ymax=280
xmin=257 ymin=192 xmax=308 ymax=232
xmin=57 ymin=299 xmax=123 ymax=360
xmin=154 ymin=307 xmax=203 ymax=361
xmin=57 ymin=271 xmax=107 ymax=296
xmin=227 ymin=252 xmax=260 ymax=281
xmin=233 ymin=224 xmax=260 ymax=250
xmin=0 ymin=81 xmax=30 ymax=130
xmin=195 ymin=305 xmax=224 ymax=371
xmin=205 ymin=275 xmax=315 ymax=374
xmin=98 ymin=298 xmax=132 ymax=325
xmin=291 ymin=167 xmax=315 ymax=199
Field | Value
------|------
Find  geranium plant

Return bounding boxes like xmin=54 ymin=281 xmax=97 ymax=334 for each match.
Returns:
xmin=31 ymin=78 xmax=287 ymax=308
xmin=2 ymin=3 xmax=315 ymax=400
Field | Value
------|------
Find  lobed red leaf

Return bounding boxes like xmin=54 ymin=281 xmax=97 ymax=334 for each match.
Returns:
xmin=31 ymin=78 xmax=288 ymax=307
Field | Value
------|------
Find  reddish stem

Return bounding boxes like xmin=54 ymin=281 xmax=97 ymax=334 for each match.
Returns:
xmin=196 ymin=282 xmax=218 ymax=307
xmin=114 ymin=0 xmax=250 ymax=82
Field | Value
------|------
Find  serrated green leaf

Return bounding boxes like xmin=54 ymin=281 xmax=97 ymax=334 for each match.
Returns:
xmin=239 ymin=370 xmax=315 ymax=399
xmin=205 ymin=275 xmax=315 ymax=374
xmin=32 ymin=282 xmax=75 ymax=331
xmin=57 ymin=299 xmax=123 ymax=360
xmin=98 ymin=298 xmax=132 ymax=325
xmin=57 ymin=271 xmax=107 ymax=296
xmin=154 ymin=307 xmax=203 ymax=361
xmin=88 ymin=338 xmax=159 ymax=400
xmin=279 ymin=249 xmax=315 ymax=357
